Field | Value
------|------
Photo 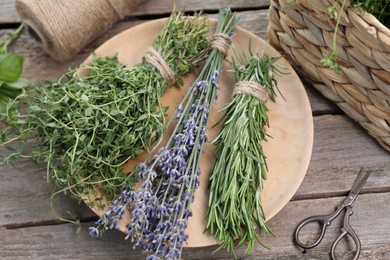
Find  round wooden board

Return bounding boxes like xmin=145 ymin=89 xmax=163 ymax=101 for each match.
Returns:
xmin=83 ymin=18 xmax=314 ymax=247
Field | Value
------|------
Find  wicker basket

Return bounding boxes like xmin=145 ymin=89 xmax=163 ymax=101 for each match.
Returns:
xmin=267 ymin=0 xmax=390 ymax=151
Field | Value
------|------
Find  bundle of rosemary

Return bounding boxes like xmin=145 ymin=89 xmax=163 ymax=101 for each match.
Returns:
xmin=206 ymin=52 xmax=284 ymax=256
xmin=91 ymin=8 xmax=238 ymax=260
xmin=0 ymin=12 xmax=208 ymax=208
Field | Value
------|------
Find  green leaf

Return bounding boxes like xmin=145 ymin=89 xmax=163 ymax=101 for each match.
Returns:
xmin=177 ymin=63 xmax=187 ymax=72
xmin=30 ymin=106 xmax=41 ymax=112
xmin=3 ymin=78 xmax=30 ymax=90
xmin=137 ymin=114 xmax=148 ymax=121
xmin=0 ymin=53 xmax=24 ymax=82
xmin=0 ymin=87 xmax=19 ymax=98
xmin=134 ymin=148 xmax=144 ymax=155
xmin=177 ymin=77 xmax=184 ymax=86
xmin=85 ymin=107 xmax=93 ymax=116
xmin=110 ymin=109 xmax=121 ymax=116
xmin=81 ymin=94 xmax=89 ymax=101
xmin=76 ymin=221 xmax=82 ymax=234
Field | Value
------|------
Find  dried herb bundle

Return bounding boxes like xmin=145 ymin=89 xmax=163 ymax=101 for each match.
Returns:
xmin=206 ymin=52 xmax=284 ymax=256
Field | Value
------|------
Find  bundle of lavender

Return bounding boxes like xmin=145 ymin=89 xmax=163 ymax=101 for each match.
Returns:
xmin=206 ymin=52 xmax=284 ymax=255
xmin=0 ymin=12 xmax=208 ymax=209
xmin=91 ymin=9 xmax=238 ymax=260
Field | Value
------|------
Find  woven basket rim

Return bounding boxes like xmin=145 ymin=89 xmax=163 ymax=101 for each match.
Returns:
xmin=274 ymin=0 xmax=390 ymax=38
xmin=351 ymin=6 xmax=390 ymax=37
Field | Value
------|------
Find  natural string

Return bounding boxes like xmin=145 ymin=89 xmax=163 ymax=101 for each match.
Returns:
xmin=15 ymin=0 xmax=144 ymax=61
xmin=233 ymin=81 xmax=269 ymax=102
xmin=144 ymin=47 xmax=176 ymax=83
xmin=210 ymin=33 xmax=232 ymax=55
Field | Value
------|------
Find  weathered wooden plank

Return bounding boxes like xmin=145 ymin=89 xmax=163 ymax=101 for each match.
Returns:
xmin=0 ymin=0 xmax=271 ymax=25
xmin=132 ymin=0 xmax=271 ymax=16
xmin=0 ymin=0 xmax=19 ymax=24
xmin=294 ymin=114 xmax=390 ymax=199
xmin=0 ymin=193 xmax=389 ymax=259
xmin=0 ymin=155 xmax=95 ymax=228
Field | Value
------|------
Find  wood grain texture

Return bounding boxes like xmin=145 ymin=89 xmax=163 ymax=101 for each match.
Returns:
xmin=132 ymin=0 xmax=270 ymax=15
xmin=295 ymin=114 xmax=390 ymax=200
xmin=0 ymin=0 xmax=18 ymax=24
xmin=0 ymin=0 xmax=270 ymax=24
xmin=0 ymin=154 xmax=96 ymax=227
xmin=1 ymin=193 xmax=389 ymax=259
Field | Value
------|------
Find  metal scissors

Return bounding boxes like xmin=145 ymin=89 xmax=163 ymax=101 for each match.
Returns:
xmin=294 ymin=169 xmax=371 ymax=260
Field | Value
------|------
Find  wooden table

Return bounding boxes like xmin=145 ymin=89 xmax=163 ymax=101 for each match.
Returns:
xmin=1 ymin=1 xmax=389 ymax=259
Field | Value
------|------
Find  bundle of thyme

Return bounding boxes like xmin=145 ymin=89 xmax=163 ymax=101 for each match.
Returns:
xmin=0 ymin=12 xmax=208 ymax=208
xmin=91 ymin=9 xmax=238 ymax=260
xmin=206 ymin=52 xmax=284 ymax=256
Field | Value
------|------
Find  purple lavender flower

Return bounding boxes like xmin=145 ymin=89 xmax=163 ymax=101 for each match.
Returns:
xmin=88 ymin=227 xmax=100 ymax=238
xmin=146 ymin=255 xmax=160 ymax=260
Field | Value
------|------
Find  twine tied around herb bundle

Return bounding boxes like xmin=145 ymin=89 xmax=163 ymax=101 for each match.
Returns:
xmin=211 ymin=33 xmax=232 ymax=55
xmin=144 ymin=48 xmax=176 ymax=83
xmin=233 ymin=81 xmax=269 ymax=102
xmin=142 ymin=32 xmax=233 ymax=84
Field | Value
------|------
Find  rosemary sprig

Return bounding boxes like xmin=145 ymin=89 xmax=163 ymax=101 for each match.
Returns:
xmin=91 ymin=8 xmax=238 ymax=260
xmin=206 ymin=52 xmax=284 ymax=256
xmin=0 ymin=12 xmax=208 ymax=208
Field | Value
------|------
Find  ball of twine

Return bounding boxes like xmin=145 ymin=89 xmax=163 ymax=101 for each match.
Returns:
xmin=233 ymin=81 xmax=269 ymax=102
xmin=15 ymin=0 xmax=145 ymax=61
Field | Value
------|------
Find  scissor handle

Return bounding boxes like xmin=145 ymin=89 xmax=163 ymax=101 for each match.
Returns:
xmin=294 ymin=215 xmax=330 ymax=249
xmin=330 ymin=207 xmax=361 ymax=260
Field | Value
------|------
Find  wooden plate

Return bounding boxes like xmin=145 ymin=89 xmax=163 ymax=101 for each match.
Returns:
xmin=83 ymin=18 xmax=314 ymax=247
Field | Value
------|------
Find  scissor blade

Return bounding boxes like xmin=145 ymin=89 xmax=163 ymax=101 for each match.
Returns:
xmin=349 ymin=169 xmax=371 ymax=196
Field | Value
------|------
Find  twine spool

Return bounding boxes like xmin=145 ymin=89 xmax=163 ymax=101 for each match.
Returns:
xmin=15 ymin=0 xmax=144 ymax=61
xmin=233 ymin=81 xmax=269 ymax=102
